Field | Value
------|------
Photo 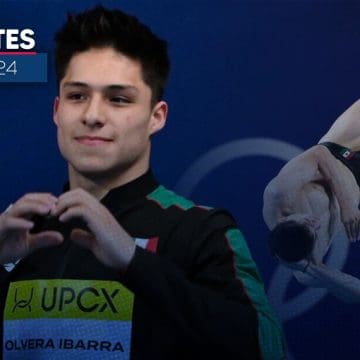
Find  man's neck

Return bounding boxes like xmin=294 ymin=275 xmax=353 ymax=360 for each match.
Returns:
xmin=68 ymin=165 xmax=150 ymax=200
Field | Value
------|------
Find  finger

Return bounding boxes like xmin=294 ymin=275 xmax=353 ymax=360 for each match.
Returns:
xmin=9 ymin=200 xmax=56 ymax=219
xmin=12 ymin=193 xmax=58 ymax=213
xmin=28 ymin=231 xmax=64 ymax=252
xmin=53 ymin=189 xmax=93 ymax=216
xmin=58 ymin=205 xmax=88 ymax=224
xmin=355 ymin=221 xmax=360 ymax=241
xmin=0 ymin=216 xmax=34 ymax=231
xmin=70 ymin=229 xmax=95 ymax=251
xmin=58 ymin=206 xmax=97 ymax=235
xmin=351 ymin=221 xmax=357 ymax=241
xmin=21 ymin=193 xmax=57 ymax=202
xmin=350 ymin=220 xmax=356 ymax=241
xmin=345 ymin=224 xmax=352 ymax=241
xmin=345 ymin=221 xmax=352 ymax=241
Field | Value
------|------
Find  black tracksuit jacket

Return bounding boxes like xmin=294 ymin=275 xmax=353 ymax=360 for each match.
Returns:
xmin=0 ymin=170 xmax=284 ymax=359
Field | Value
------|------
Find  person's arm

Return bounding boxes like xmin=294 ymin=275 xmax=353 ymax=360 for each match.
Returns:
xmin=53 ymin=190 xmax=285 ymax=359
xmin=305 ymin=263 xmax=360 ymax=303
xmin=285 ymin=259 xmax=360 ymax=303
xmin=312 ymin=145 xmax=360 ymax=240
xmin=121 ymin=209 xmax=285 ymax=360
xmin=263 ymin=147 xmax=322 ymax=229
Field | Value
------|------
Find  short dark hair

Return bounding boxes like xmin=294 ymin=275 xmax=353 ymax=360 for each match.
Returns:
xmin=268 ymin=220 xmax=315 ymax=262
xmin=54 ymin=5 xmax=170 ymax=105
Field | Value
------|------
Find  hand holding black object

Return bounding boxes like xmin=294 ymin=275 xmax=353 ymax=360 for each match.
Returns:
xmin=0 ymin=189 xmax=136 ymax=271
xmin=0 ymin=193 xmax=63 ymax=265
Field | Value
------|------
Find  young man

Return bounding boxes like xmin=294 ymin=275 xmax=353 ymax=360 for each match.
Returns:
xmin=0 ymin=5 xmax=284 ymax=360
xmin=263 ymin=99 xmax=360 ymax=302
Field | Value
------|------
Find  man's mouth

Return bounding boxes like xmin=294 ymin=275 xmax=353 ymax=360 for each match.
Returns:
xmin=75 ymin=135 xmax=113 ymax=145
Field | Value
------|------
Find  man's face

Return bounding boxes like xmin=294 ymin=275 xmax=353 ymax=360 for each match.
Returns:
xmin=53 ymin=47 xmax=167 ymax=182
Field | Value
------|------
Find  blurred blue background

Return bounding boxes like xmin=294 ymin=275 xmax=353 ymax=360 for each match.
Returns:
xmin=0 ymin=1 xmax=359 ymax=358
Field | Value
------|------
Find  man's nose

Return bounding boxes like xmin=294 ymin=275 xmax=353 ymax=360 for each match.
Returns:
xmin=82 ymin=96 xmax=105 ymax=127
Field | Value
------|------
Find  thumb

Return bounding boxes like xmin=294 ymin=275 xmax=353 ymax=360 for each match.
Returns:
xmin=28 ymin=231 xmax=64 ymax=252
xmin=70 ymin=228 xmax=95 ymax=251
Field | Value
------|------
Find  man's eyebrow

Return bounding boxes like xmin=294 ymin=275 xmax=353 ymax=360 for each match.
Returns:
xmin=62 ymin=81 xmax=88 ymax=88
xmin=62 ymin=81 xmax=139 ymax=93
xmin=107 ymin=84 xmax=138 ymax=93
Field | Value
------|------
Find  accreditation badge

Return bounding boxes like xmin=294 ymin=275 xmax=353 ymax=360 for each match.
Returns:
xmin=3 ymin=279 xmax=134 ymax=359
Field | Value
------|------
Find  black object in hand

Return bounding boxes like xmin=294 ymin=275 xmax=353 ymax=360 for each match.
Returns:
xmin=30 ymin=215 xmax=88 ymax=238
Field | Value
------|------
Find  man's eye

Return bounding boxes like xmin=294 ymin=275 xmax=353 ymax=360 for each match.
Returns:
xmin=110 ymin=96 xmax=130 ymax=104
xmin=67 ymin=93 xmax=86 ymax=101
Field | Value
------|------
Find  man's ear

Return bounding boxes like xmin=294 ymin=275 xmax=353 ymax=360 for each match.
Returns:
xmin=53 ymin=97 xmax=60 ymax=126
xmin=149 ymin=100 xmax=168 ymax=136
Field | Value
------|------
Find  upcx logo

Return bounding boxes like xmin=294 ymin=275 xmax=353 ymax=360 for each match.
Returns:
xmin=41 ymin=286 xmax=120 ymax=313
xmin=11 ymin=285 xmax=121 ymax=314
xmin=4 ymin=280 xmax=134 ymax=321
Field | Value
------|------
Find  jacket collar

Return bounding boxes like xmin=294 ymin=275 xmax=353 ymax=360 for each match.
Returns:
xmin=63 ymin=169 xmax=159 ymax=214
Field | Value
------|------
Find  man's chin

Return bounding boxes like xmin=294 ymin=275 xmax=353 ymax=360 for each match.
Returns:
xmin=78 ymin=167 xmax=115 ymax=179
xmin=69 ymin=161 xmax=111 ymax=177
xmin=70 ymin=161 xmax=135 ymax=181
